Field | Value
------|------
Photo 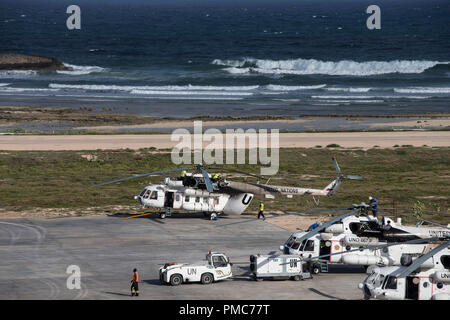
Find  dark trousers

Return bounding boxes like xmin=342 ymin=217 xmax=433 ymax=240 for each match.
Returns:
xmin=258 ymin=210 xmax=265 ymax=219
xmin=131 ymin=282 xmax=139 ymax=296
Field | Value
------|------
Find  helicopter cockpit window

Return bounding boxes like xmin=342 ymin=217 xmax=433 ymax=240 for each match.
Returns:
xmin=365 ymin=271 xmax=383 ymax=287
xmin=304 ymin=240 xmax=315 ymax=251
xmin=212 ymin=255 xmax=227 ymax=268
xmin=383 ymin=276 xmax=397 ymax=290
xmin=365 ymin=271 xmax=376 ymax=284
xmin=299 ymin=240 xmax=314 ymax=251
xmin=291 ymin=240 xmax=301 ymax=250
xmin=143 ymin=189 xmax=151 ymax=199
xmin=285 ymin=236 xmax=295 ymax=248
xmin=150 ymin=191 xmax=158 ymax=200
xmin=376 ymin=275 xmax=385 ymax=287
xmin=441 ymin=255 xmax=450 ymax=269
xmin=139 ymin=189 xmax=146 ymax=197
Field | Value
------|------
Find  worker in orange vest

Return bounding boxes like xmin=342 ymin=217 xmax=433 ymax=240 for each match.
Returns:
xmin=131 ymin=268 xmax=139 ymax=297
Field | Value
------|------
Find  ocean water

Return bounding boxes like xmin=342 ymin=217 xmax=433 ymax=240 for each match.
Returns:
xmin=1 ymin=0 xmax=450 ymax=117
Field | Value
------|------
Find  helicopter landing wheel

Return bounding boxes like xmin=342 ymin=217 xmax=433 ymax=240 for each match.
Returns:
xmin=159 ymin=213 xmax=166 ymax=219
xmin=311 ymin=264 xmax=321 ymax=275
xmin=210 ymin=213 xmax=217 ymax=220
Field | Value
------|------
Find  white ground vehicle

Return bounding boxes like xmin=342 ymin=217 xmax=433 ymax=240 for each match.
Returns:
xmin=358 ymin=240 xmax=450 ymax=300
xmin=250 ymin=254 xmax=312 ymax=281
xmin=159 ymin=252 xmax=233 ymax=286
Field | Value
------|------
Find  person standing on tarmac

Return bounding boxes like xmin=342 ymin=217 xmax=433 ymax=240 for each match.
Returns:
xmin=131 ymin=268 xmax=139 ymax=297
xmin=258 ymin=201 xmax=265 ymax=220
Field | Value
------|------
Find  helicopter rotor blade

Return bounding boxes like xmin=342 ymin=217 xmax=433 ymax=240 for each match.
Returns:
xmin=332 ymin=157 xmax=342 ymax=175
xmin=417 ymin=218 xmax=450 ymax=231
xmin=345 ymin=175 xmax=364 ymax=180
xmin=397 ymin=239 xmax=450 ymax=278
xmin=292 ymin=207 xmax=360 ymax=245
xmin=206 ymin=166 xmax=265 ymax=180
xmin=199 ymin=166 xmax=214 ymax=192
xmin=94 ymin=167 xmax=195 ymax=187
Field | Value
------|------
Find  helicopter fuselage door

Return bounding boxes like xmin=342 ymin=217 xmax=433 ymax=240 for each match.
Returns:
xmin=405 ymin=276 xmax=419 ymax=300
xmin=172 ymin=192 xmax=182 ymax=209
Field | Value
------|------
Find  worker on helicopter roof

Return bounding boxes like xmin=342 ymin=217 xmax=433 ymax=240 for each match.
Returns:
xmin=369 ymin=196 xmax=378 ymax=217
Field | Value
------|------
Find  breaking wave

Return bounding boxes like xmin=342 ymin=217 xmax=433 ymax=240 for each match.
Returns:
xmin=49 ymin=83 xmax=259 ymax=91
xmin=130 ymin=89 xmax=253 ymax=96
xmin=326 ymin=87 xmax=372 ymax=92
xmin=265 ymin=84 xmax=326 ymax=90
xmin=394 ymin=87 xmax=450 ymax=94
xmin=57 ymin=63 xmax=107 ymax=75
xmin=0 ymin=70 xmax=37 ymax=77
xmin=212 ymin=58 xmax=448 ymax=76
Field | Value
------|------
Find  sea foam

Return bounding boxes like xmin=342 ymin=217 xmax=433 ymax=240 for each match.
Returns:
xmin=394 ymin=87 xmax=450 ymax=94
xmin=57 ymin=63 xmax=107 ymax=75
xmin=213 ymin=58 xmax=448 ymax=76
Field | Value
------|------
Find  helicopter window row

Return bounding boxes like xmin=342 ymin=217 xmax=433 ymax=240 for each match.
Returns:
xmin=184 ymin=196 xmax=209 ymax=204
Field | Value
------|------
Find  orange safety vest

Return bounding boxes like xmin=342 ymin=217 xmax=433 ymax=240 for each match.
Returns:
xmin=133 ymin=272 xmax=139 ymax=282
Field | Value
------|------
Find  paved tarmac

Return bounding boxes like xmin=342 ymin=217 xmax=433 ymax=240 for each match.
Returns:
xmin=0 ymin=214 xmax=366 ymax=300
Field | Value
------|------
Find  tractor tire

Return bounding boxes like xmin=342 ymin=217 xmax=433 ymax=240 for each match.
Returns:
xmin=170 ymin=274 xmax=183 ymax=286
xmin=201 ymin=273 xmax=214 ymax=285
xmin=292 ymin=275 xmax=301 ymax=281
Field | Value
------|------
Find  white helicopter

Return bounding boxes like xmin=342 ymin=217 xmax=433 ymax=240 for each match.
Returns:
xmin=358 ymin=237 xmax=450 ymax=300
xmin=94 ymin=158 xmax=362 ymax=219
xmin=278 ymin=203 xmax=450 ymax=272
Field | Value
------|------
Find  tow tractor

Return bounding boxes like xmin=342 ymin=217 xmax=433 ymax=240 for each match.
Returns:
xmin=159 ymin=252 xmax=233 ymax=286
xmin=250 ymin=254 xmax=312 ymax=281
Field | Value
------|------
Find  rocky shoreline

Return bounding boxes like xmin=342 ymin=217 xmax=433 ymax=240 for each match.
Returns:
xmin=0 ymin=53 xmax=67 ymax=70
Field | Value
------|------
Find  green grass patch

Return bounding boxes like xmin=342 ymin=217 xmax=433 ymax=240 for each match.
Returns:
xmin=0 ymin=147 xmax=449 ymax=224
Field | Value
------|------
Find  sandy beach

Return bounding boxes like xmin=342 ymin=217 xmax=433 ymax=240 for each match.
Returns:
xmin=0 ymin=130 xmax=449 ymax=150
